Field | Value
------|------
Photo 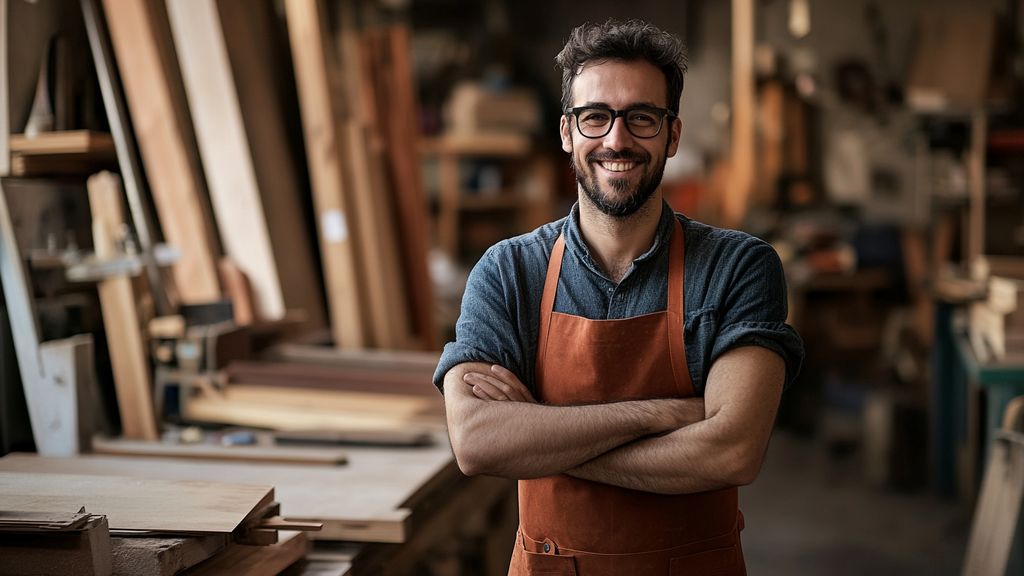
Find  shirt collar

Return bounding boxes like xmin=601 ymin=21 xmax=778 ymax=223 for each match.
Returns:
xmin=562 ymin=200 xmax=677 ymax=269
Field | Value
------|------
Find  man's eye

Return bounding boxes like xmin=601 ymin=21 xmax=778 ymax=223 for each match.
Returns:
xmin=628 ymin=112 xmax=657 ymax=126
xmin=580 ymin=111 xmax=611 ymax=125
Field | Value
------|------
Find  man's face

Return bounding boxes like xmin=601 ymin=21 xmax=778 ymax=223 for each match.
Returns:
xmin=560 ymin=59 xmax=681 ymax=218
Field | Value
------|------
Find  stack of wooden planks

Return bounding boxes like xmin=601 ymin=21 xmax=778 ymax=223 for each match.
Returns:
xmin=1 ymin=433 xmax=456 ymax=544
xmin=285 ymin=0 xmax=434 ymax=350
xmin=0 ymin=469 xmax=310 ymax=575
xmin=93 ymin=0 xmax=433 ymax=348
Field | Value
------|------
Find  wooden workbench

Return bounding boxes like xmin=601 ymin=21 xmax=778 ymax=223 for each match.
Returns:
xmin=0 ymin=435 xmax=518 ymax=576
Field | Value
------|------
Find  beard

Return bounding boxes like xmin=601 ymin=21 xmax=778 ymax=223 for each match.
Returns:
xmin=573 ymin=145 xmax=668 ymax=218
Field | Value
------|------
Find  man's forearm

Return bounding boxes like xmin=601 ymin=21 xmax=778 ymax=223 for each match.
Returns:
xmin=443 ymin=363 xmax=695 ymax=479
xmin=566 ymin=417 xmax=753 ymax=494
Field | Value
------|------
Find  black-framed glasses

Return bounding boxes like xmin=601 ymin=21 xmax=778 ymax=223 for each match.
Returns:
xmin=565 ymin=105 xmax=676 ymax=139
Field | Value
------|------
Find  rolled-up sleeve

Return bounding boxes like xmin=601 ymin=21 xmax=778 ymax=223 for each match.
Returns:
xmin=711 ymin=241 xmax=804 ymax=387
xmin=433 ymin=245 xmax=525 ymax=392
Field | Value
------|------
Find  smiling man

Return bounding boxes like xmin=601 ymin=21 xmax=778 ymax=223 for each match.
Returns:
xmin=434 ymin=19 xmax=804 ymax=575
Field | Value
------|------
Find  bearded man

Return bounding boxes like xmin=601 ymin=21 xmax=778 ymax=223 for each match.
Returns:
xmin=434 ymin=19 xmax=804 ymax=576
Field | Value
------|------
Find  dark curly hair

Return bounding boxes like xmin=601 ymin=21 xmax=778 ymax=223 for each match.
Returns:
xmin=555 ymin=19 xmax=688 ymax=115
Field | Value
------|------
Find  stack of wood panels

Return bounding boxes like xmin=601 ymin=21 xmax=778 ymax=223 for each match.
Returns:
xmin=0 ymin=470 xmax=309 ymax=575
xmin=0 ymin=433 xmax=457 ymax=544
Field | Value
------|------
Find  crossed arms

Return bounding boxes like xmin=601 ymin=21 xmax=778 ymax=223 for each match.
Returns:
xmin=442 ymin=345 xmax=785 ymax=495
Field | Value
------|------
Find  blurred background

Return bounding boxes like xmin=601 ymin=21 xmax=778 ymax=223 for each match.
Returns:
xmin=0 ymin=0 xmax=1022 ymax=575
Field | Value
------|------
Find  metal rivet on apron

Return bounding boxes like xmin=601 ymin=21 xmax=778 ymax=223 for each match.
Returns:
xmin=543 ymin=542 xmax=551 ymax=553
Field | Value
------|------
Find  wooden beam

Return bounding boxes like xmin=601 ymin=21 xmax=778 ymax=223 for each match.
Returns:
xmin=87 ymin=171 xmax=159 ymax=441
xmin=165 ymin=0 xmax=286 ymax=323
xmin=337 ymin=10 xmax=412 ymax=349
xmin=377 ymin=26 xmax=436 ymax=349
xmin=723 ymin=0 xmax=755 ymax=229
xmin=284 ymin=0 xmax=370 ymax=348
xmin=968 ymin=110 xmax=987 ymax=265
xmin=102 ymin=0 xmax=221 ymax=304
xmin=111 ymin=534 xmax=227 ymax=576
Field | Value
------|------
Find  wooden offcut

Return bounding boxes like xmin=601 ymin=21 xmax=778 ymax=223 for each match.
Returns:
xmin=285 ymin=0 xmax=369 ymax=348
xmin=0 ymin=472 xmax=274 ymax=535
xmin=87 ymin=172 xmax=159 ymax=441
xmin=103 ymin=0 xmax=221 ymax=304
xmin=367 ymin=26 xmax=436 ymax=350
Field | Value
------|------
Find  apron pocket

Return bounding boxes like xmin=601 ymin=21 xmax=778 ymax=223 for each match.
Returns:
xmin=669 ymin=544 xmax=743 ymax=576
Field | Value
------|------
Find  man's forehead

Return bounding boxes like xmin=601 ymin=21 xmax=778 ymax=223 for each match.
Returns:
xmin=571 ymin=59 xmax=667 ymax=107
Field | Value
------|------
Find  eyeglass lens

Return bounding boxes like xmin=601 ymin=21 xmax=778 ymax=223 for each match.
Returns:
xmin=575 ymin=107 xmax=666 ymax=139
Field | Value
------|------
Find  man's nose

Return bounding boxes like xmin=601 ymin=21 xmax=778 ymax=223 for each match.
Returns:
xmin=601 ymin=116 xmax=635 ymax=151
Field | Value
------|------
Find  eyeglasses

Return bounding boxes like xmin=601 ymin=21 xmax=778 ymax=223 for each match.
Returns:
xmin=565 ymin=105 xmax=676 ymax=139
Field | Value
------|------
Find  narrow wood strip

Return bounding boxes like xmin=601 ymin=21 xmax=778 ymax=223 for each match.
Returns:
xmin=87 ymin=171 xmax=159 ymax=441
xmin=91 ymin=437 xmax=348 ymax=466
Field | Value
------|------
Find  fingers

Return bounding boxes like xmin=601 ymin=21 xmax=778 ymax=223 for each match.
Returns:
xmin=463 ymin=367 xmax=535 ymax=403
xmin=490 ymin=364 xmax=537 ymax=403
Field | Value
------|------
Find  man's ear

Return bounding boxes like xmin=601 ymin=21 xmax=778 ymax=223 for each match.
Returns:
xmin=666 ymin=116 xmax=682 ymax=158
xmin=560 ymin=115 xmax=573 ymax=154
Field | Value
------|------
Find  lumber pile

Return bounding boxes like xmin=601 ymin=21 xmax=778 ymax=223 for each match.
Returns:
xmin=0 ymin=469 xmax=313 ymax=575
xmin=0 ymin=434 xmax=457 ymax=544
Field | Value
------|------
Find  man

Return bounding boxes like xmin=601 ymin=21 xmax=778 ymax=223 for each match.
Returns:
xmin=433 ymin=19 xmax=803 ymax=575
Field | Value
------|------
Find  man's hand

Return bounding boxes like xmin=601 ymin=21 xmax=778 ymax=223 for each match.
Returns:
xmin=463 ymin=364 xmax=537 ymax=403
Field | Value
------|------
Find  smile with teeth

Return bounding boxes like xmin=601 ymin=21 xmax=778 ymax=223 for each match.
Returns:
xmin=598 ymin=161 xmax=638 ymax=172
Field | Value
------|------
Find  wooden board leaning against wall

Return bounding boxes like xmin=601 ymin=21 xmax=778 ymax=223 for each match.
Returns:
xmin=102 ymin=0 xmax=222 ymax=305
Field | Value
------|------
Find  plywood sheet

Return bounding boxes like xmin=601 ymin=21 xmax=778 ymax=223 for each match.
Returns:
xmin=217 ymin=0 xmax=326 ymax=331
xmin=0 ymin=472 xmax=274 ymax=534
xmin=0 ymin=435 xmax=456 ymax=543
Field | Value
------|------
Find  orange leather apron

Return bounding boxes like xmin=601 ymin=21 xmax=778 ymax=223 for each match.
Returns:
xmin=509 ymin=219 xmax=746 ymax=576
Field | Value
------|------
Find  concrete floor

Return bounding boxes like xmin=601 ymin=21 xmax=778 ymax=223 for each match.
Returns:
xmin=741 ymin=431 xmax=971 ymax=576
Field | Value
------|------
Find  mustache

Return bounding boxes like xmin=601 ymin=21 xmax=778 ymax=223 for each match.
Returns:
xmin=586 ymin=150 xmax=650 ymax=164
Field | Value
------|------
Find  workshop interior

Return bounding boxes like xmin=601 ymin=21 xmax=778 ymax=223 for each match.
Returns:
xmin=0 ymin=0 xmax=1023 ymax=574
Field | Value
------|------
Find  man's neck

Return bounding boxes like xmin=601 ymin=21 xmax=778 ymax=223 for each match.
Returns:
xmin=578 ymin=193 xmax=663 ymax=284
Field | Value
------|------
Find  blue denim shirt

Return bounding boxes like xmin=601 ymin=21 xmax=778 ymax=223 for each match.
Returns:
xmin=433 ymin=201 xmax=804 ymax=396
